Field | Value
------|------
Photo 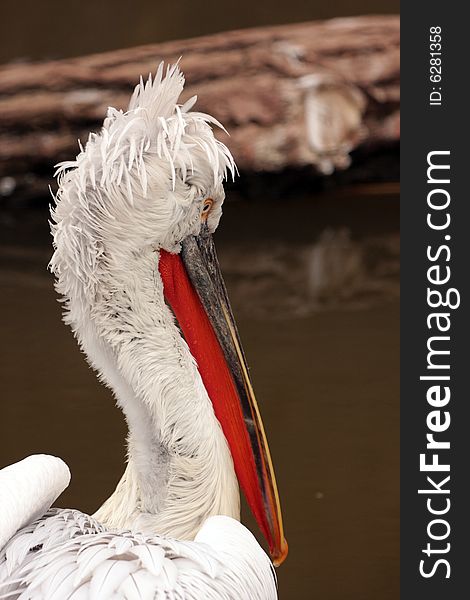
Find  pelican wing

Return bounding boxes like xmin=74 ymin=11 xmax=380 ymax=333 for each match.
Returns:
xmin=0 ymin=455 xmax=70 ymax=550
xmin=0 ymin=508 xmax=276 ymax=599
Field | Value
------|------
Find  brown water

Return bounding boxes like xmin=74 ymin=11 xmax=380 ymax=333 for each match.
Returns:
xmin=1 ymin=1 xmax=399 ymax=63
xmin=0 ymin=189 xmax=399 ymax=599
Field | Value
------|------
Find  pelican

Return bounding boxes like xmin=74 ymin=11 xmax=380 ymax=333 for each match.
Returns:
xmin=0 ymin=63 xmax=287 ymax=599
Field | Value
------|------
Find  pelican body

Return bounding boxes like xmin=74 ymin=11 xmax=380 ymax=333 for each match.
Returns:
xmin=0 ymin=63 xmax=287 ymax=599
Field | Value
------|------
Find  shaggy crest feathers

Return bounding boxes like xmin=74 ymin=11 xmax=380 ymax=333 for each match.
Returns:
xmin=54 ymin=62 xmax=235 ymax=199
xmin=49 ymin=62 xmax=236 ymax=311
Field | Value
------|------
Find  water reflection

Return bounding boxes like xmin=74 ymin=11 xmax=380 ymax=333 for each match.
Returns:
xmin=220 ymin=229 xmax=399 ymax=317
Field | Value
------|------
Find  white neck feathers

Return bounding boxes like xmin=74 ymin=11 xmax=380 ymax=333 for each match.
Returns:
xmin=56 ymin=242 xmax=239 ymax=540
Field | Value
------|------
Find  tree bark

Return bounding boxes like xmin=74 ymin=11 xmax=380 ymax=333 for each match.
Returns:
xmin=0 ymin=15 xmax=399 ymax=200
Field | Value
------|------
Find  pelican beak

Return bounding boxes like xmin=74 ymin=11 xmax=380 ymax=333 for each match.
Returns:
xmin=158 ymin=224 xmax=287 ymax=566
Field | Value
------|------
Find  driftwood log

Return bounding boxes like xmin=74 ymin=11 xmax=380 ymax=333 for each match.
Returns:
xmin=0 ymin=15 xmax=399 ymax=201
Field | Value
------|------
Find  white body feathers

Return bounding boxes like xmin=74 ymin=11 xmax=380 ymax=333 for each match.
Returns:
xmin=0 ymin=501 xmax=275 ymax=599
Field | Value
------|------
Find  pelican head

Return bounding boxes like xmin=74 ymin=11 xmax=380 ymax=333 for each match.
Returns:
xmin=50 ymin=63 xmax=287 ymax=566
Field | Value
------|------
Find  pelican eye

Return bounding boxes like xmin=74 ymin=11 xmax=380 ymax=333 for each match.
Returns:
xmin=201 ymin=198 xmax=214 ymax=220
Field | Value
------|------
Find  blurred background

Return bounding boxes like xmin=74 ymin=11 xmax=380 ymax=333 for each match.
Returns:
xmin=2 ymin=1 xmax=397 ymax=63
xmin=0 ymin=2 xmax=399 ymax=599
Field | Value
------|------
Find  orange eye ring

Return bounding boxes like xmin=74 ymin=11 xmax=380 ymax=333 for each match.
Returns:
xmin=201 ymin=198 xmax=213 ymax=221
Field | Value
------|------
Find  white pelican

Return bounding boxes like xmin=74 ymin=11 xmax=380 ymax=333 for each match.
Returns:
xmin=0 ymin=63 xmax=287 ymax=599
